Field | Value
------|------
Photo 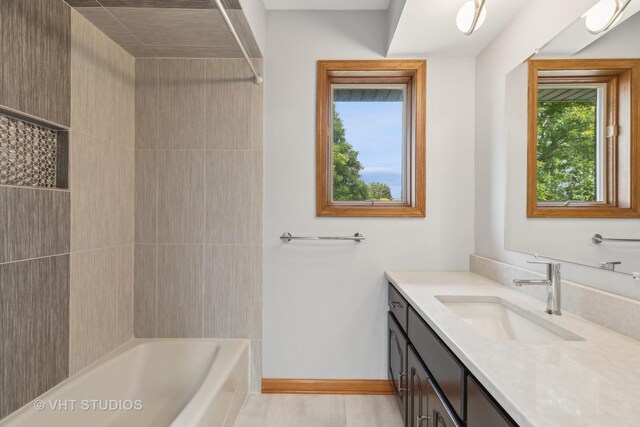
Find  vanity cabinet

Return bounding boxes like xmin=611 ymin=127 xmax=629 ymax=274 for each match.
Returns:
xmin=408 ymin=306 xmax=464 ymax=419
xmin=388 ymin=312 xmax=408 ymax=423
xmin=467 ymin=375 xmax=514 ymax=427
xmin=408 ymin=345 xmax=461 ymax=427
xmin=388 ymin=283 xmax=518 ymax=427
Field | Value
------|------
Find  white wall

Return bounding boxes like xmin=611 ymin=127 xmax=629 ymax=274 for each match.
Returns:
xmin=474 ymin=0 xmax=640 ymax=301
xmin=263 ymin=11 xmax=476 ymax=379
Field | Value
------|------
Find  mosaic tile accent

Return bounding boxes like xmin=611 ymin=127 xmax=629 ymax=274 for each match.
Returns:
xmin=0 ymin=113 xmax=58 ymax=188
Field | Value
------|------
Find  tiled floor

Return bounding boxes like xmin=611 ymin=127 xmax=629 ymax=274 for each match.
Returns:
xmin=234 ymin=394 xmax=404 ymax=427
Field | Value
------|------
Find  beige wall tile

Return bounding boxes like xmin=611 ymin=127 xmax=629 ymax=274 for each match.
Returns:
xmin=2 ymin=187 xmax=70 ymax=263
xmin=134 ymin=244 xmax=157 ymax=338
xmin=135 ymin=59 xmax=158 ymax=149
xmin=70 ymin=132 xmax=134 ymax=251
xmin=0 ymin=0 xmax=71 ymax=127
xmin=156 ymin=244 xmax=204 ymax=338
xmin=107 ymin=8 xmax=236 ymax=47
xmin=157 ymin=150 xmax=205 ymax=244
xmin=71 ymin=11 xmax=135 ymax=147
xmin=75 ymin=7 xmax=138 ymax=46
xmin=69 ymin=131 xmax=100 ymax=251
xmin=204 ymin=245 xmax=260 ymax=338
xmin=116 ymin=145 xmax=135 ymax=245
xmin=69 ymin=248 xmax=121 ymax=373
xmin=156 ymin=59 xmax=206 ymax=150
xmin=0 ymin=255 xmax=69 ymax=420
xmin=133 ymin=57 xmax=263 ymax=346
xmin=205 ymin=59 xmax=263 ymax=150
xmin=205 ymin=151 xmax=262 ymax=245
xmin=134 ymin=149 xmax=158 ymax=243
xmin=117 ymin=245 xmax=134 ymax=343
xmin=147 ymin=45 xmax=242 ymax=58
xmin=228 ymin=14 xmax=262 ymax=59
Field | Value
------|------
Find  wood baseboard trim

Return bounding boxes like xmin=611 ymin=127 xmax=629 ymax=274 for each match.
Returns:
xmin=261 ymin=379 xmax=393 ymax=395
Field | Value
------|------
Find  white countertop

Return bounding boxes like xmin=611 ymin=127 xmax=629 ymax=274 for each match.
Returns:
xmin=385 ymin=271 xmax=640 ymax=427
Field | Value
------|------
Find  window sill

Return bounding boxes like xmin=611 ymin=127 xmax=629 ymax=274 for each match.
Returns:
xmin=527 ymin=205 xmax=640 ymax=218
xmin=317 ymin=204 xmax=426 ymax=218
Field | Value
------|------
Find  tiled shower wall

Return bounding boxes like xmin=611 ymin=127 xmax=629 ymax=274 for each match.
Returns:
xmin=134 ymin=58 xmax=263 ymax=389
xmin=0 ymin=1 xmax=71 ymax=419
xmin=69 ymin=10 xmax=135 ymax=373
xmin=0 ymin=3 xmax=135 ymax=420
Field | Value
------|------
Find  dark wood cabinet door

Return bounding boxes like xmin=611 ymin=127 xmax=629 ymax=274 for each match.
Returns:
xmin=467 ymin=375 xmax=517 ymax=427
xmin=427 ymin=378 xmax=463 ymax=427
xmin=408 ymin=345 xmax=430 ymax=427
xmin=388 ymin=312 xmax=408 ymax=423
xmin=408 ymin=307 xmax=464 ymax=419
xmin=388 ymin=283 xmax=408 ymax=333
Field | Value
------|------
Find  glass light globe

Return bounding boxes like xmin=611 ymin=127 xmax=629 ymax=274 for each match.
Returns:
xmin=585 ymin=0 xmax=618 ymax=33
xmin=456 ymin=1 xmax=487 ymax=34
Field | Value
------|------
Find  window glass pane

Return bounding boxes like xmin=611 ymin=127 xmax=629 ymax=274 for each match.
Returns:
xmin=332 ymin=87 xmax=405 ymax=202
xmin=536 ymin=86 xmax=603 ymax=202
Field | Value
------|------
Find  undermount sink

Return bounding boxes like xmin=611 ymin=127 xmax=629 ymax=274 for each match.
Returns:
xmin=435 ymin=296 xmax=584 ymax=342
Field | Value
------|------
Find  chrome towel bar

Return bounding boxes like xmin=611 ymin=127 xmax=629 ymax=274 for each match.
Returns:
xmin=280 ymin=232 xmax=365 ymax=243
xmin=592 ymin=233 xmax=640 ymax=244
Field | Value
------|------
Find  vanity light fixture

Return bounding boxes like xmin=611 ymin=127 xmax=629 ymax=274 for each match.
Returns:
xmin=583 ymin=0 xmax=631 ymax=34
xmin=456 ymin=0 xmax=487 ymax=35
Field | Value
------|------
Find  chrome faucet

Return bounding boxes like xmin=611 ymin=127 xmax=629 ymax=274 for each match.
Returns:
xmin=513 ymin=260 xmax=562 ymax=315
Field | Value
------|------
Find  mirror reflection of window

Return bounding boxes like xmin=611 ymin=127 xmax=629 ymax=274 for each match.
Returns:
xmin=527 ymin=59 xmax=640 ymax=218
xmin=536 ymin=85 xmax=604 ymax=204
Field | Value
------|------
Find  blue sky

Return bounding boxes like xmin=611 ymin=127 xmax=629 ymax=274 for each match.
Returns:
xmin=334 ymin=100 xmax=404 ymax=199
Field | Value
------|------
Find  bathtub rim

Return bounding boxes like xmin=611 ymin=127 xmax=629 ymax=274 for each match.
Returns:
xmin=0 ymin=338 xmax=251 ymax=426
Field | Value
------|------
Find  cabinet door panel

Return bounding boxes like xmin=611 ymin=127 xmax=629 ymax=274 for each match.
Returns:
xmin=408 ymin=307 xmax=464 ymax=419
xmin=428 ymin=378 xmax=462 ymax=427
xmin=388 ymin=312 xmax=407 ymax=423
xmin=467 ymin=375 xmax=517 ymax=427
xmin=388 ymin=283 xmax=408 ymax=333
xmin=408 ymin=345 xmax=430 ymax=427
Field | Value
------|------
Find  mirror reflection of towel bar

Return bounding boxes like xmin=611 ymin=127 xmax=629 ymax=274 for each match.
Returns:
xmin=280 ymin=232 xmax=365 ymax=243
xmin=592 ymin=234 xmax=640 ymax=244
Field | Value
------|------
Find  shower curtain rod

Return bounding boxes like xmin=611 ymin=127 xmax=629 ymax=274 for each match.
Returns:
xmin=212 ymin=0 xmax=263 ymax=85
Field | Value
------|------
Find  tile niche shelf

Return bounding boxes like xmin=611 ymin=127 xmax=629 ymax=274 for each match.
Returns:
xmin=0 ymin=110 xmax=68 ymax=190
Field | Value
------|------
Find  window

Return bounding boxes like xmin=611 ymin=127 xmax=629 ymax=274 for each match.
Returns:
xmin=316 ymin=60 xmax=426 ymax=217
xmin=527 ymin=59 xmax=640 ymax=218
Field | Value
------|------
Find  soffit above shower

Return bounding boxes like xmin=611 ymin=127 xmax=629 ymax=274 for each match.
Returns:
xmin=64 ymin=0 xmax=261 ymax=59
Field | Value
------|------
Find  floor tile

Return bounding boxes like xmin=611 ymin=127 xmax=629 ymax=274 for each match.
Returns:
xmin=234 ymin=394 xmax=403 ymax=427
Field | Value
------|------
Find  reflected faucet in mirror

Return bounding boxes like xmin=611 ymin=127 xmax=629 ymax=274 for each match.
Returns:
xmin=600 ymin=261 xmax=622 ymax=271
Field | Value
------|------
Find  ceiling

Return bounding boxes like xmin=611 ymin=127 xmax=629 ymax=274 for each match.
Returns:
xmin=264 ymin=0 xmax=529 ymax=56
xmin=387 ymin=0 xmax=529 ymax=56
xmin=263 ymin=0 xmax=391 ymax=10
xmin=65 ymin=1 xmax=261 ymax=58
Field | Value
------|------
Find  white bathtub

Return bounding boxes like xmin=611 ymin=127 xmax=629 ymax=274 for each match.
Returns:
xmin=0 ymin=339 xmax=249 ymax=427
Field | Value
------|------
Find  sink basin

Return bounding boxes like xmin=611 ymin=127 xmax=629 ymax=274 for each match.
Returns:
xmin=435 ymin=296 xmax=584 ymax=342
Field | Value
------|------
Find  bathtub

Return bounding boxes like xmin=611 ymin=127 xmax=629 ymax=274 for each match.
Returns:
xmin=0 ymin=339 xmax=249 ymax=427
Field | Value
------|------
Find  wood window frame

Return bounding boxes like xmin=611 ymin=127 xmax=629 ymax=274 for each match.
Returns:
xmin=316 ymin=60 xmax=426 ymax=217
xmin=527 ymin=59 xmax=640 ymax=218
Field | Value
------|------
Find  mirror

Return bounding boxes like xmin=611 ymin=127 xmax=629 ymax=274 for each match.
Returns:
xmin=527 ymin=58 xmax=640 ymax=218
xmin=505 ymin=8 xmax=640 ymax=277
